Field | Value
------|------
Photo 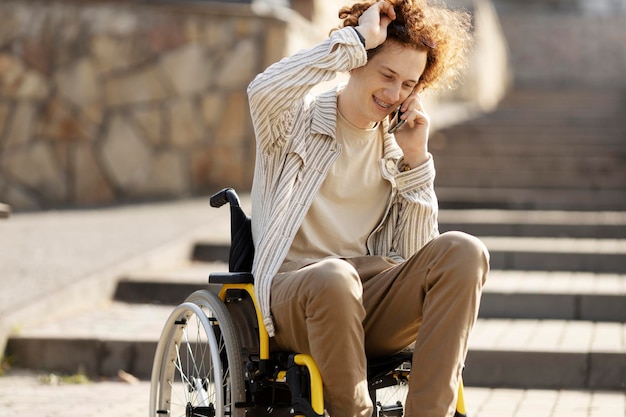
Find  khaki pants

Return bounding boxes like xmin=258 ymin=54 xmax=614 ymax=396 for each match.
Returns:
xmin=270 ymin=231 xmax=489 ymax=417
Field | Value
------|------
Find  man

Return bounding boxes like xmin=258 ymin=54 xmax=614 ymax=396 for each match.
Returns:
xmin=247 ymin=1 xmax=489 ymax=416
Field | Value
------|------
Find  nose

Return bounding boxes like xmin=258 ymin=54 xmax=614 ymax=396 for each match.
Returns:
xmin=383 ymin=84 xmax=402 ymax=104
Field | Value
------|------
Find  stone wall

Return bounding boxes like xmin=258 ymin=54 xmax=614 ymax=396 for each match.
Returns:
xmin=0 ymin=1 xmax=322 ymax=210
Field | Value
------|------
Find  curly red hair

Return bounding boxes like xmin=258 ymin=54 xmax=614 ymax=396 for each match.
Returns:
xmin=336 ymin=0 xmax=473 ymax=92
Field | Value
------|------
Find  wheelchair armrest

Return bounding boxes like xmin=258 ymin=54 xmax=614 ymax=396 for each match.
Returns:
xmin=209 ymin=272 xmax=254 ymax=284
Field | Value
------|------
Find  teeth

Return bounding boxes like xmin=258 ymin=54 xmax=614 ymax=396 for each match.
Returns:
xmin=374 ymin=97 xmax=392 ymax=109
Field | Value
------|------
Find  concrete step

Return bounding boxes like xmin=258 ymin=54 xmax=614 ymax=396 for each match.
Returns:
xmin=465 ymin=319 xmax=626 ymax=390
xmin=0 ymin=202 xmax=10 ymax=219
xmin=481 ymin=236 xmax=626 ymax=273
xmin=5 ymin=303 xmax=624 ymax=390
xmin=434 ymin=122 xmax=626 ymax=142
xmin=429 ymin=87 xmax=626 ymax=212
xmin=447 ymin=108 xmax=626 ymax=128
xmin=113 ymin=261 xmax=226 ymax=305
xmin=5 ymin=302 xmax=171 ymax=381
xmin=438 ymin=209 xmax=626 ymax=238
xmin=481 ymin=271 xmax=626 ymax=322
xmin=436 ymin=186 xmax=626 ymax=211
xmin=449 ymin=88 xmax=626 ymax=125
xmin=114 ymin=265 xmax=626 ymax=323
xmin=189 ymin=236 xmax=626 ymax=274
xmin=432 ymin=163 xmax=626 ymax=190
xmin=432 ymin=138 xmax=626 ymax=155
xmin=483 ymin=88 xmax=625 ymax=114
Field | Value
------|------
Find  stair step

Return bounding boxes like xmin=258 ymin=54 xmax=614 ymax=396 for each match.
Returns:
xmin=113 ymin=261 xmax=226 ymax=305
xmin=466 ymin=319 xmax=626 ymax=390
xmin=114 ymin=265 xmax=626 ymax=322
xmin=433 ymin=128 xmax=626 ymax=144
xmin=5 ymin=304 xmax=624 ymax=390
xmin=485 ymin=88 xmax=624 ymax=109
xmin=0 ymin=203 xmax=10 ymax=219
xmin=481 ymin=271 xmax=626 ymax=322
xmin=432 ymin=140 xmax=626 ymax=156
xmin=5 ymin=302 xmax=172 ymax=380
xmin=430 ymin=87 xmax=626 ymax=212
xmin=482 ymin=236 xmax=626 ymax=273
xmin=190 ymin=236 xmax=626 ymax=273
xmin=437 ymin=186 xmax=626 ymax=211
xmin=439 ymin=209 xmax=626 ymax=238
xmin=432 ymin=163 xmax=626 ymax=189
xmin=453 ymin=88 xmax=626 ymax=120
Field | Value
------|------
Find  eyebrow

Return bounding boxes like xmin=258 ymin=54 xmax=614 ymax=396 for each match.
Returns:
xmin=380 ymin=65 xmax=419 ymax=85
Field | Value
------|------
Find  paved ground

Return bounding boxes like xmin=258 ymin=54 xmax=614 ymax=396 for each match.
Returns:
xmin=0 ymin=369 xmax=623 ymax=417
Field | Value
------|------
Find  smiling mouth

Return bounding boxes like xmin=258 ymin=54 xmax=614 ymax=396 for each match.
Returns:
xmin=374 ymin=96 xmax=394 ymax=111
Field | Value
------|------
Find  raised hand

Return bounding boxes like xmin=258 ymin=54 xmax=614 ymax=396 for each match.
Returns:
xmin=355 ymin=1 xmax=396 ymax=50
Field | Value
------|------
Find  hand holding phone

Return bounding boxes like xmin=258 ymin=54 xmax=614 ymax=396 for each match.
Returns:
xmin=388 ymin=93 xmax=431 ymax=168
xmin=388 ymin=106 xmax=406 ymax=134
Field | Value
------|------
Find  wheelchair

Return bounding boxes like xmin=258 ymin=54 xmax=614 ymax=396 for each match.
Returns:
xmin=149 ymin=188 xmax=468 ymax=417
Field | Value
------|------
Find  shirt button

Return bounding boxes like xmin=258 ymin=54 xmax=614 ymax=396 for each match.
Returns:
xmin=385 ymin=160 xmax=396 ymax=170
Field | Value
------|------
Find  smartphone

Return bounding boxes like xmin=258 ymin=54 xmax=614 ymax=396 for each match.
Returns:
xmin=388 ymin=106 xmax=406 ymax=134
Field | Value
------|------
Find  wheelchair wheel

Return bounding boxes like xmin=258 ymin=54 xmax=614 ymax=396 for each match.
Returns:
xmin=150 ymin=290 xmax=245 ymax=417
xmin=373 ymin=369 xmax=468 ymax=417
xmin=372 ymin=366 xmax=409 ymax=417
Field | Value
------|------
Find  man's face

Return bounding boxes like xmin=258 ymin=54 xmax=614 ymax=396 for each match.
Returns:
xmin=347 ymin=41 xmax=428 ymax=127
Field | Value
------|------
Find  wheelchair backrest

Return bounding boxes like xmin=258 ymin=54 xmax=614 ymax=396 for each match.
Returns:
xmin=210 ymin=188 xmax=255 ymax=272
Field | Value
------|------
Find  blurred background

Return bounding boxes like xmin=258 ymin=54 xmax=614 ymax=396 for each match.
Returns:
xmin=0 ymin=0 xmax=624 ymax=415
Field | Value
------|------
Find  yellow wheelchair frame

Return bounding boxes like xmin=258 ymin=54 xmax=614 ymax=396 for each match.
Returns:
xmin=149 ymin=188 xmax=468 ymax=417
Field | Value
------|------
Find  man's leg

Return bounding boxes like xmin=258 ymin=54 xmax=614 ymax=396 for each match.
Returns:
xmin=270 ymin=258 xmax=373 ymax=417
xmin=352 ymin=231 xmax=489 ymax=417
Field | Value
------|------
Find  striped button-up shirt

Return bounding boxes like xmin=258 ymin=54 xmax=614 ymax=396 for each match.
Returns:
xmin=247 ymin=27 xmax=439 ymax=337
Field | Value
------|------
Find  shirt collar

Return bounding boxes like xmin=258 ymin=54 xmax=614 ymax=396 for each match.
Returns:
xmin=310 ymin=87 xmax=339 ymax=138
xmin=311 ymin=86 xmax=404 ymax=162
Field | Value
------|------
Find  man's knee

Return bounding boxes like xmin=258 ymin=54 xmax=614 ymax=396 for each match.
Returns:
xmin=441 ymin=231 xmax=489 ymax=263
xmin=431 ymin=231 xmax=490 ymax=284
xmin=307 ymin=258 xmax=363 ymax=302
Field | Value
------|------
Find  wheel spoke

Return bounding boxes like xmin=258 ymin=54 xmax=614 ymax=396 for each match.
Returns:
xmin=150 ymin=292 xmax=245 ymax=417
xmin=170 ymin=343 xmax=192 ymax=410
xmin=375 ymin=370 xmax=409 ymax=417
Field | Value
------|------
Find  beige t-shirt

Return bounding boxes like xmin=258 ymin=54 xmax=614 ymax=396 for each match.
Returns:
xmin=282 ymin=110 xmax=391 ymax=269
